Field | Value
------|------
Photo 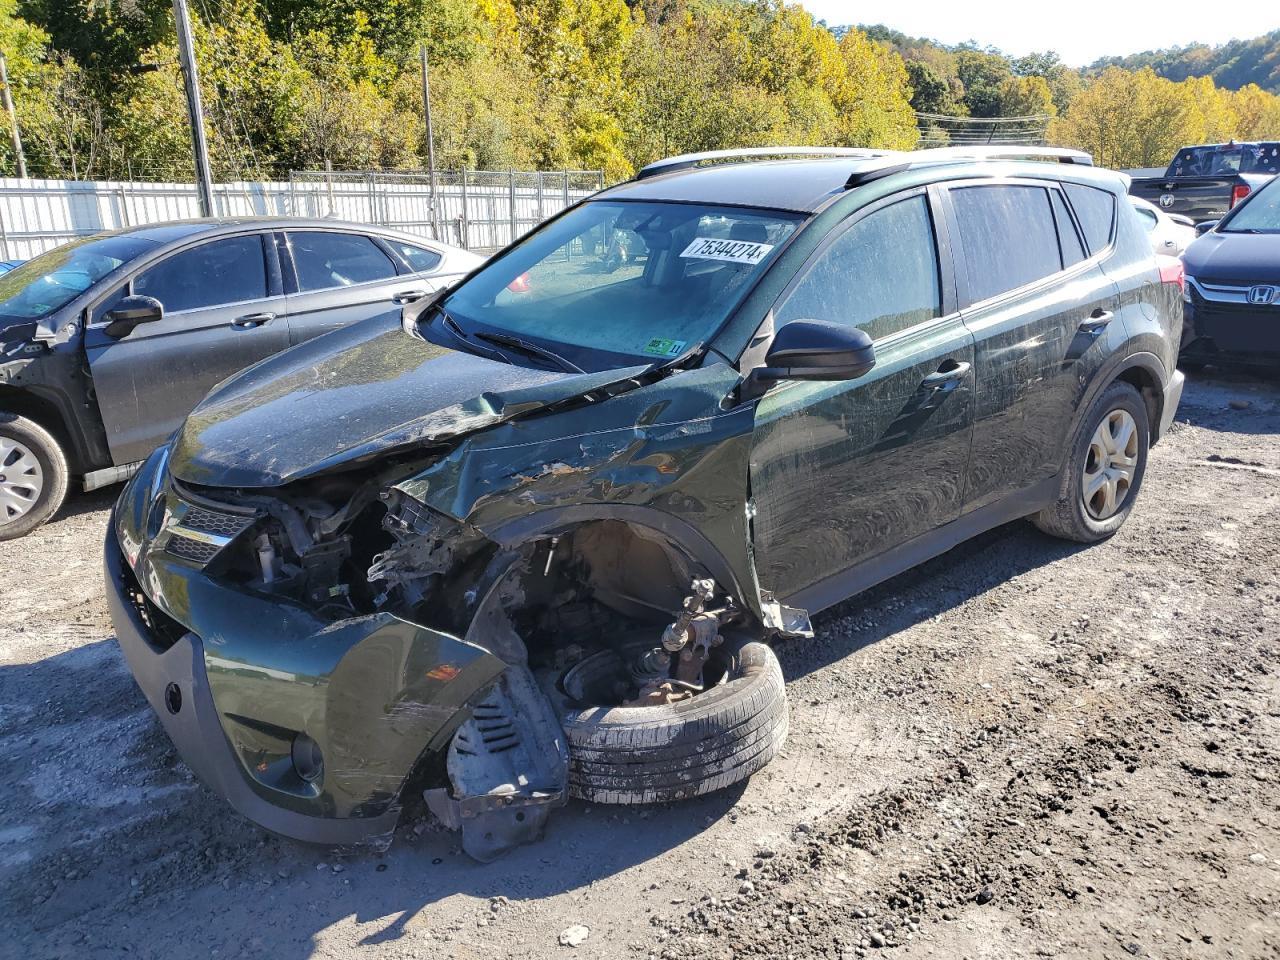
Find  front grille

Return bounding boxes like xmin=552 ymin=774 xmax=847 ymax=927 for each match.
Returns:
xmin=180 ymin=505 xmax=256 ymax=539
xmin=166 ymin=534 xmax=223 ymax=565
xmin=159 ymin=485 xmax=260 ymax=567
xmin=1191 ymin=290 xmax=1280 ymax=354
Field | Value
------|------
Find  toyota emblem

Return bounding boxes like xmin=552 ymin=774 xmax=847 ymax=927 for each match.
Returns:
xmin=1159 ymin=194 xmax=1175 ymax=208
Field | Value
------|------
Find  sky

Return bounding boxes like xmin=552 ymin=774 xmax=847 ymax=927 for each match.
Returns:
xmin=800 ymin=1 xmax=1280 ymax=67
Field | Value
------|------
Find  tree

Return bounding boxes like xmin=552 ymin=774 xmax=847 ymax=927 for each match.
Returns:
xmin=1049 ymin=67 xmax=1199 ymax=169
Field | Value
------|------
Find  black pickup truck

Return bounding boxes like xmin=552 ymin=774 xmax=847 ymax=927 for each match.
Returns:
xmin=1129 ymin=142 xmax=1279 ymax=222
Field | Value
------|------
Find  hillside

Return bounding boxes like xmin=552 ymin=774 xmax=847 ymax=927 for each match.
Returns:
xmin=1090 ymin=30 xmax=1280 ymax=94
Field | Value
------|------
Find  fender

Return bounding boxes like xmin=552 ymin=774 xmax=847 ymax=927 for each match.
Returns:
xmin=484 ymin=503 xmax=758 ymax=617
xmin=1065 ymin=347 xmax=1169 ymax=458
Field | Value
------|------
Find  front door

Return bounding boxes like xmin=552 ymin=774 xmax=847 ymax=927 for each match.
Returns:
xmin=280 ymin=230 xmax=419 ymax=344
xmin=940 ymin=180 xmax=1124 ymax=511
xmin=749 ymin=190 xmax=976 ymax=607
xmin=84 ymin=233 xmax=289 ymax=465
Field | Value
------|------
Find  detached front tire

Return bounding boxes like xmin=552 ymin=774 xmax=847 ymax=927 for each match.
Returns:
xmin=0 ymin=412 xmax=69 ymax=541
xmin=1032 ymin=380 xmax=1149 ymax=544
xmin=558 ymin=641 xmax=788 ymax=805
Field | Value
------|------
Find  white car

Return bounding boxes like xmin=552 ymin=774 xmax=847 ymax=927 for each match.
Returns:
xmin=1129 ymin=195 xmax=1196 ymax=256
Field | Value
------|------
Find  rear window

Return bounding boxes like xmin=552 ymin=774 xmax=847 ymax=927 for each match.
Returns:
xmin=950 ymin=184 xmax=1063 ymax=303
xmin=1063 ymin=183 xmax=1115 ymax=254
xmin=1169 ymin=143 xmax=1280 ymax=176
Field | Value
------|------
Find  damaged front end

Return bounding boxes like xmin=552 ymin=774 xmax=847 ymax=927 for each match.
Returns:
xmin=109 ymin=348 xmax=808 ymax=859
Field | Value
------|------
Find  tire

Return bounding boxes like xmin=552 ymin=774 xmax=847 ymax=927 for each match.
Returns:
xmin=557 ymin=641 xmax=788 ymax=804
xmin=1031 ymin=380 xmax=1149 ymax=544
xmin=0 ymin=412 xmax=69 ymax=541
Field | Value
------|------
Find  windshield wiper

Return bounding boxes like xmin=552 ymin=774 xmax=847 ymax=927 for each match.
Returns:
xmin=471 ymin=330 xmax=584 ymax=374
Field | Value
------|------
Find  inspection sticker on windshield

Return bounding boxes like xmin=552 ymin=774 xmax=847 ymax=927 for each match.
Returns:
xmin=679 ymin=237 xmax=774 ymax=265
xmin=643 ymin=337 xmax=688 ymax=358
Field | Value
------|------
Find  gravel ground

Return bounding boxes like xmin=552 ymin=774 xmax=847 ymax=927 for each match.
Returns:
xmin=2 ymin=369 xmax=1278 ymax=960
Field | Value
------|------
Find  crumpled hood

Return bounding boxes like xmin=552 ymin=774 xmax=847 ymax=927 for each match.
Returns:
xmin=1183 ymin=230 xmax=1280 ymax=284
xmin=170 ymin=313 xmax=647 ymax=488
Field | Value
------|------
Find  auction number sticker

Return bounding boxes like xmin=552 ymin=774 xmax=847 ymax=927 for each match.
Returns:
xmin=679 ymin=236 xmax=774 ymax=265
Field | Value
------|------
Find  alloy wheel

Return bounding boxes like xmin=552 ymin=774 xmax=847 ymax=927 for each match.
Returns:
xmin=1082 ymin=408 xmax=1138 ymax=520
xmin=0 ymin=436 xmax=44 ymax=524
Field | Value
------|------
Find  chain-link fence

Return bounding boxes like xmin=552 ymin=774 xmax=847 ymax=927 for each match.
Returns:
xmin=0 ymin=168 xmax=606 ymax=260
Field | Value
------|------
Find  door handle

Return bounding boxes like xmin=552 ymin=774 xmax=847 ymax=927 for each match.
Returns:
xmin=392 ymin=288 xmax=428 ymax=305
xmin=1079 ymin=310 xmax=1114 ymax=334
xmin=921 ymin=360 xmax=971 ymax=389
xmin=232 ymin=312 xmax=276 ymax=329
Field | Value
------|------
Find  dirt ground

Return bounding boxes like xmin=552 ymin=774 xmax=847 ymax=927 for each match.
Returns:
xmin=2 ymin=369 xmax=1278 ymax=960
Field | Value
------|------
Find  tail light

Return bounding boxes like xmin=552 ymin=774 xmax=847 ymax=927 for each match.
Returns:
xmin=1230 ymin=183 xmax=1250 ymax=208
xmin=1157 ymin=254 xmax=1184 ymax=292
xmin=506 ymin=272 xmax=531 ymax=293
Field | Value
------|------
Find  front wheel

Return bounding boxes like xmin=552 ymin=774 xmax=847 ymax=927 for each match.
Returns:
xmin=1031 ymin=381 xmax=1150 ymax=544
xmin=0 ymin=413 xmax=69 ymax=541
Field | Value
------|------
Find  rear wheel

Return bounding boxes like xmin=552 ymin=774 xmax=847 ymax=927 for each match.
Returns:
xmin=0 ymin=413 xmax=69 ymax=541
xmin=1032 ymin=381 xmax=1149 ymax=544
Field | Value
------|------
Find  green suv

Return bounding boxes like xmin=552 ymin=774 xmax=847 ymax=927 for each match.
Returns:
xmin=107 ymin=147 xmax=1185 ymax=859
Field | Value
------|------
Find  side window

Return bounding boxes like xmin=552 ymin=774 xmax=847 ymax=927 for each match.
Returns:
xmin=1050 ymin=189 xmax=1087 ymax=266
xmin=386 ymin=240 xmax=443 ymax=273
xmin=288 ymin=232 xmax=397 ymax=291
xmin=1133 ymin=206 xmax=1158 ymax=232
xmin=133 ymin=236 xmax=268 ymax=313
xmin=775 ymin=195 xmax=942 ymax=342
xmin=1063 ymin=183 xmax=1116 ymax=253
xmin=950 ymin=185 xmax=1062 ymax=303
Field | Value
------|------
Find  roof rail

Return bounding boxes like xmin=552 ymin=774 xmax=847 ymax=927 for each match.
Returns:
xmin=907 ymin=146 xmax=1093 ymax=166
xmin=635 ymin=146 xmax=889 ymax=180
xmin=634 ymin=144 xmax=1094 ymax=185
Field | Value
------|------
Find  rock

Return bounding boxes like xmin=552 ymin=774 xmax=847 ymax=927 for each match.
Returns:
xmin=559 ymin=925 xmax=590 ymax=948
xmin=738 ymin=881 xmax=755 ymax=895
xmin=1228 ymin=400 xmax=1251 ymax=411
xmin=757 ymin=846 xmax=776 ymax=859
xmin=1124 ymin=943 xmax=1142 ymax=956
xmin=869 ymin=932 xmax=885 ymax=948
xmin=1248 ymin=852 xmax=1266 ymax=863
xmin=975 ymin=888 xmax=994 ymax=905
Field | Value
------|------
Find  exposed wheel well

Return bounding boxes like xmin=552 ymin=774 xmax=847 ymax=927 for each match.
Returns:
xmin=0 ymin=387 xmax=79 ymax=471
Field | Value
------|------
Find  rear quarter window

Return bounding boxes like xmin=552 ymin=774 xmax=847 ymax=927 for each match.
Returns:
xmin=1063 ymin=183 xmax=1116 ymax=254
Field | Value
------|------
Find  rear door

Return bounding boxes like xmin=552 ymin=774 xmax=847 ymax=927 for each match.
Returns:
xmin=942 ymin=179 xmax=1124 ymax=512
xmin=83 ymin=232 xmax=288 ymax=465
xmin=280 ymin=230 xmax=431 ymax=344
xmin=750 ymin=189 xmax=976 ymax=605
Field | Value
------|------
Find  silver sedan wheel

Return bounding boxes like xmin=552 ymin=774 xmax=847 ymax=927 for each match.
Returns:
xmin=1082 ymin=409 xmax=1138 ymax=520
xmin=0 ymin=435 xmax=44 ymax=523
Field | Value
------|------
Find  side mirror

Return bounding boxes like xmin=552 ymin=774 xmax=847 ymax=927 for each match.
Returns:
xmin=755 ymin=319 xmax=876 ymax=383
xmin=104 ymin=295 xmax=164 ymax=339
xmin=1194 ymin=220 xmax=1219 ymax=237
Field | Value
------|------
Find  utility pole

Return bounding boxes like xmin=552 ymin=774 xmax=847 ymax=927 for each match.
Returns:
xmin=419 ymin=45 xmax=440 ymax=240
xmin=173 ymin=0 xmax=215 ymax=216
xmin=0 ymin=55 xmax=27 ymax=179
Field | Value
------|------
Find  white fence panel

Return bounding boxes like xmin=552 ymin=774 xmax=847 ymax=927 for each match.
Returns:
xmin=0 ymin=170 xmax=604 ymax=261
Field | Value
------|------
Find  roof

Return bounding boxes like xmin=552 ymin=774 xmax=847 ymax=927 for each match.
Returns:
xmin=599 ymin=146 xmax=1111 ymax=214
xmin=108 ymin=217 xmax=446 ymax=247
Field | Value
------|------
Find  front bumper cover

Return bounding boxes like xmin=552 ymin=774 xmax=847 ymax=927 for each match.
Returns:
xmin=105 ymin=516 xmax=505 ymax=846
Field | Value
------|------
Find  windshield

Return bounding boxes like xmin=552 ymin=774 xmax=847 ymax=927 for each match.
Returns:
xmin=1221 ymin=176 xmax=1280 ymax=233
xmin=1168 ymin=144 xmax=1280 ymax=177
xmin=0 ymin=235 xmax=154 ymax=323
xmin=438 ymin=200 xmax=802 ymax=370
